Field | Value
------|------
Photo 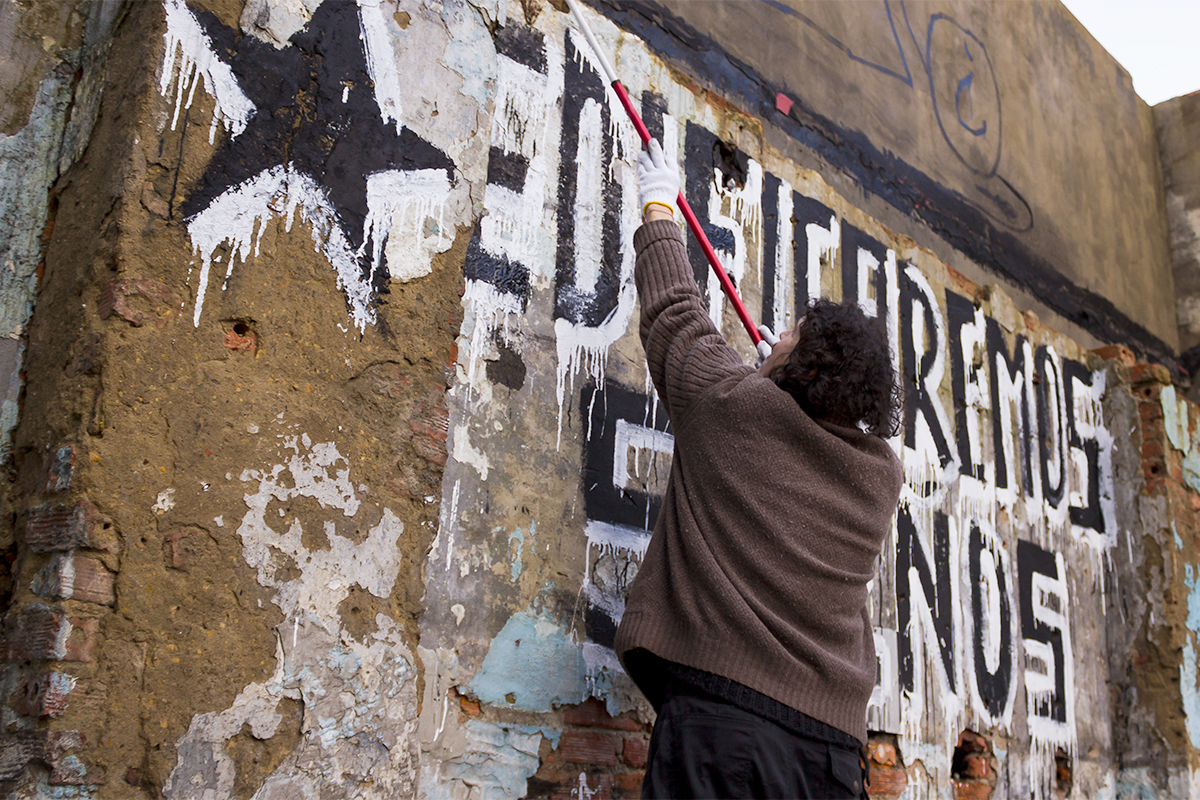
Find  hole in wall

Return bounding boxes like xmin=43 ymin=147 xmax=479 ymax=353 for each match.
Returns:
xmin=713 ymin=138 xmax=748 ymax=191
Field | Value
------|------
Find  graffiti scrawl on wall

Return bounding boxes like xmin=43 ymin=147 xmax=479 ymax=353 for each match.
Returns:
xmin=434 ymin=7 xmax=1116 ymax=797
xmin=151 ymin=1 xmax=1121 ymax=797
xmin=160 ymin=0 xmax=455 ymax=330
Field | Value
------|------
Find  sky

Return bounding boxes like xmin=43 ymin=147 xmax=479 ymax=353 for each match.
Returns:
xmin=1060 ymin=0 xmax=1200 ymax=106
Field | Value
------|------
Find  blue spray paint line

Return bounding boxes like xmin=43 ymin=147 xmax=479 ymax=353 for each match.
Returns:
xmin=470 ymin=610 xmax=589 ymax=712
xmin=1182 ymin=564 xmax=1200 ymax=748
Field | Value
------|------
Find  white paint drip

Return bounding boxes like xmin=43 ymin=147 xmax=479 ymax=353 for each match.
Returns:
xmin=160 ymin=0 xmax=255 ymax=144
xmin=1024 ymin=552 xmax=1075 ymax=800
xmin=185 ymin=165 xmax=375 ymax=331
xmin=364 ymin=168 xmax=451 ymax=283
xmin=461 ymin=279 xmax=523 ymax=394
xmin=356 ymin=0 xmax=404 ymax=134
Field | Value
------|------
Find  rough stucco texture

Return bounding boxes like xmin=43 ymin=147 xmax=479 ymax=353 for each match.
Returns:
xmin=0 ymin=1 xmax=1198 ymax=800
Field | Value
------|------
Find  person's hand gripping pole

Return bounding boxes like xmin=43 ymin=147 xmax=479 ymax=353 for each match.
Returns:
xmin=564 ymin=0 xmax=774 ymax=362
xmin=637 ymin=140 xmax=679 ymax=220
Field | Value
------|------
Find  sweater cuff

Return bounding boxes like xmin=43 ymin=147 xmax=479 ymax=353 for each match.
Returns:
xmin=634 ymin=218 xmax=685 ymax=253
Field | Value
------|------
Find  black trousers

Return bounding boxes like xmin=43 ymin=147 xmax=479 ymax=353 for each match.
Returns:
xmin=641 ymin=692 xmax=869 ymax=800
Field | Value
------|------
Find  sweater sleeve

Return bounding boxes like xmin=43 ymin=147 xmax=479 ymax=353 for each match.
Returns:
xmin=633 ymin=219 xmax=748 ymax=423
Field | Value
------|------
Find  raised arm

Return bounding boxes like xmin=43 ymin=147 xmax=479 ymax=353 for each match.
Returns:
xmin=634 ymin=141 xmax=747 ymax=423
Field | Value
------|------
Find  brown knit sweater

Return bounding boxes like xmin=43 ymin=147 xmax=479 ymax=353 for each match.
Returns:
xmin=613 ymin=219 xmax=903 ymax=744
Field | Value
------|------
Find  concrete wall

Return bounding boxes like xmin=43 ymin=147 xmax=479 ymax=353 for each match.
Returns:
xmin=0 ymin=1 xmax=1195 ymax=799
xmin=613 ymin=0 xmax=1177 ymax=364
xmin=1157 ymin=91 xmax=1200 ymax=383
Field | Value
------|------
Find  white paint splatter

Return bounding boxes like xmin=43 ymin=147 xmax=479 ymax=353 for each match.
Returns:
xmin=185 ymin=165 xmax=372 ymax=330
xmin=803 ymin=209 xmax=839 ymax=312
xmin=160 ymin=0 xmax=255 ymax=144
xmin=153 ymin=487 xmax=176 ymax=515
xmin=364 ymin=168 xmax=452 ymax=284
xmin=236 ymin=437 xmax=404 ymax=620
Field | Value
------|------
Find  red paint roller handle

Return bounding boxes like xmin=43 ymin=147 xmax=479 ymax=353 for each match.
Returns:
xmin=567 ymin=0 xmax=768 ymax=356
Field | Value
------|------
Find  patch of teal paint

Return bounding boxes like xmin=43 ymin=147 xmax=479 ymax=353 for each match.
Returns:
xmin=1175 ymin=522 xmax=1184 ymax=551
xmin=440 ymin=719 xmax=542 ymax=800
xmin=1182 ymin=564 xmax=1200 ymax=748
xmin=470 ymin=610 xmax=588 ymax=712
xmin=510 ymin=723 xmax=563 ymax=749
xmin=1162 ymin=385 xmax=1190 ymax=452
xmin=508 ymin=527 xmax=524 ymax=581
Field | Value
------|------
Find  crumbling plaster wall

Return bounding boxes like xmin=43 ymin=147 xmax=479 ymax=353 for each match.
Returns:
xmin=0 ymin=1 xmax=1196 ymax=799
xmin=0 ymin=0 xmax=123 ymax=465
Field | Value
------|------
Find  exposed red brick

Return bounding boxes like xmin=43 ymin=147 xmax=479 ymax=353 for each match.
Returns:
xmin=868 ymin=766 xmax=908 ymax=797
xmin=223 ymin=328 xmax=257 ymax=353
xmin=952 ymin=779 xmax=994 ymax=800
xmin=25 ymin=501 xmax=110 ymax=554
xmin=36 ymin=555 xmax=115 ymax=606
xmin=563 ymin=697 xmax=643 ymax=731
xmin=0 ymin=730 xmax=47 ymax=781
xmin=44 ymin=445 xmax=76 ymax=493
xmin=46 ymin=731 xmax=91 ymax=785
xmin=962 ymin=753 xmax=990 ymax=780
xmin=99 ymin=276 xmax=177 ymax=328
xmin=1091 ymin=344 xmax=1135 ymax=366
xmin=62 ymin=617 xmax=99 ymax=663
xmin=613 ymin=773 xmax=644 ymax=796
xmin=410 ymin=403 xmax=449 ymax=465
xmin=12 ymin=670 xmax=76 ymax=718
xmin=956 ymin=730 xmax=989 ymax=752
xmin=1129 ymin=362 xmax=1171 ymax=386
xmin=869 ymin=741 xmax=897 ymax=767
xmin=459 ymin=695 xmax=481 ymax=716
xmin=4 ymin=604 xmax=69 ymax=661
xmin=621 ymin=737 xmax=648 ymax=769
xmin=560 ymin=730 xmax=618 ymax=766
xmin=164 ymin=528 xmax=196 ymax=571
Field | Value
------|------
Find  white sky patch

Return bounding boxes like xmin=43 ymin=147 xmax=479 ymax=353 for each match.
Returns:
xmin=365 ymin=168 xmax=452 ymax=283
xmin=160 ymin=0 xmax=255 ymax=144
xmin=356 ymin=0 xmax=404 ymax=134
xmin=185 ymin=165 xmax=375 ymax=331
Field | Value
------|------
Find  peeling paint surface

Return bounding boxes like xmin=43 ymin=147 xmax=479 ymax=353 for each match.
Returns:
xmin=165 ymin=437 xmax=416 ymax=799
xmin=469 ymin=610 xmax=589 ymax=711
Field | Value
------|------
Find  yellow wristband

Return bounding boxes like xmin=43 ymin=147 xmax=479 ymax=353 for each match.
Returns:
xmin=642 ymin=200 xmax=675 ymax=218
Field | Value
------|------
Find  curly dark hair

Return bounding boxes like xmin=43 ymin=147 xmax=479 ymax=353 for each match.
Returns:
xmin=769 ymin=298 xmax=902 ymax=438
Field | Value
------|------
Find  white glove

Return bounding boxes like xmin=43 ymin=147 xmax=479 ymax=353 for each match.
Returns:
xmin=637 ymin=139 xmax=679 ymax=218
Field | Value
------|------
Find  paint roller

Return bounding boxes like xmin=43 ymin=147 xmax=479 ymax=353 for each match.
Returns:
xmin=562 ymin=0 xmax=779 ymax=361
